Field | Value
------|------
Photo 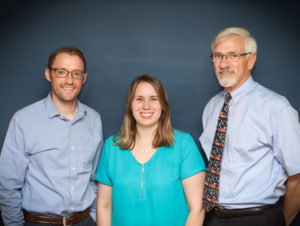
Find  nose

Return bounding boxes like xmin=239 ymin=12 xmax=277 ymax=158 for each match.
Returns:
xmin=65 ymin=72 xmax=74 ymax=83
xmin=219 ymin=55 xmax=230 ymax=68
xmin=143 ymin=100 xmax=150 ymax=109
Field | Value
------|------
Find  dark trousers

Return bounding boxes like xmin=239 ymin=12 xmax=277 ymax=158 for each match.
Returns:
xmin=204 ymin=202 xmax=286 ymax=226
xmin=24 ymin=214 xmax=96 ymax=226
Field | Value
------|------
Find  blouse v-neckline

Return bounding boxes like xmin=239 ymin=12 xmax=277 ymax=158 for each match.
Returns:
xmin=128 ymin=146 xmax=162 ymax=165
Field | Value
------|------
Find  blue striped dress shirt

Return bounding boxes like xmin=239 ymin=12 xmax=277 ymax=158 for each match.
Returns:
xmin=0 ymin=93 xmax=103 ymax=226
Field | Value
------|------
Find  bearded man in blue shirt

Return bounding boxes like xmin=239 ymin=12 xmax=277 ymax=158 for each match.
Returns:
xmin=0 ymin=46 xmax=103 ymax=226
xmin=200 ymin=27 xmax=300 ymax=226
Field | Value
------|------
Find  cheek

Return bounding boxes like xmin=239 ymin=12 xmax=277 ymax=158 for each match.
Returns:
xmin=131 ymin=102 xmax=138 ymax=111
xmin=132 ymin=111 xmax=139 ymax=120
xmin=213 ymin=63 xmax=219 ymax=70
xmin=74 ymin=81 xmax=84 ymax=88
xmin=131 ymin=103 xmax=144 ymax=115
xmin=51 ymin=80 xmax=59 ymax=89
xmin=153 ymin=103 xmax=162 ymax=113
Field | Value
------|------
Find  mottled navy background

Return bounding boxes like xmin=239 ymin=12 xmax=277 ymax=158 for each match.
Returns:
xmin=0 ymin=0 xmax=299 ymax=225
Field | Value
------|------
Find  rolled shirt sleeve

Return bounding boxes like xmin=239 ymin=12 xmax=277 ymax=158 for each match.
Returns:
xmin=0 ymin=115 xmax=29 ymax=226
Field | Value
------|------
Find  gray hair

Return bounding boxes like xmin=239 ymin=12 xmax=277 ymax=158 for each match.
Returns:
xmin=212 ymin=27 xmax=257 ymax=54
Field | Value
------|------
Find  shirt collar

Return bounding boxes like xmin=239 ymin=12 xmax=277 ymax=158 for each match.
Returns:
xmin=75 ymin=99 xmax=87 ymax=120
xmin=223 ymin=76 xmax=257 ymax=104
xmin=44 ymin=93 xmax=60 ymax=119
xmin=44 ymin=92 xmax=87 ymax=120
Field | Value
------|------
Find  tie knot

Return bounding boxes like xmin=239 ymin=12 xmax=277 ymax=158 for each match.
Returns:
xmin=225 ymin=93 xmax=231 ymax=102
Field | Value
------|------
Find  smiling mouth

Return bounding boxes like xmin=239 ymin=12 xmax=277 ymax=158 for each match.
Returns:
xmin=63 ymin=87 xmax=75 ymax=90
xmin=140 ymin=112 xmax=153 ymax=118
xmin=217 ymin=68 xmax=236 ymax=75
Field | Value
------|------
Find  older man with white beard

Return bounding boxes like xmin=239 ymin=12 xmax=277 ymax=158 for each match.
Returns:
xmin=199 ymin=27 xmax=300 ymax=226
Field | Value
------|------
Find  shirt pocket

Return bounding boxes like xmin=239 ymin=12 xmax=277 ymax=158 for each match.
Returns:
xmin=75 ymin=134 xmax=101 ymax=170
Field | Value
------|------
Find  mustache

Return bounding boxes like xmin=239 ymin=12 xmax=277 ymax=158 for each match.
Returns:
xmin=216 ymin=67 xmax=236 ymax=74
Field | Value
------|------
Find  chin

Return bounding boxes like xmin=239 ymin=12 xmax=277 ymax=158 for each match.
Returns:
xmin=137 ymin=121 xmax=159 ymax=129
xmin=217 ymin=75 xmax=237 ymax=88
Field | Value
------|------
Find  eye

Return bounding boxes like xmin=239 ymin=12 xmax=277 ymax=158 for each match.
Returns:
xmin=228 ymin=52 xmax=238 ymax=59
xmin=73 ymin=71 xmax=82 ymax=77
xmin=57 ymin=69 xmax=65 ymax=75
xmin=214 ymin=53 xmax=222 ymax=59
xmin=151 ymin=97 xmax=158 ymax=101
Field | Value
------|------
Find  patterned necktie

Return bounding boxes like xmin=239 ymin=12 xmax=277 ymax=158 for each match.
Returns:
xmin=203 ymin=93 xmax=232 ymax=212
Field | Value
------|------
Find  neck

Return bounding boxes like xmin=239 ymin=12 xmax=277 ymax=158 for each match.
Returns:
xmin=51 ymin=95 xmax=77 ymax=121
xmin=225 ymin=73 xmax=251 ymax=93
xmin=135 ymin=125 xmax=157 ymax=145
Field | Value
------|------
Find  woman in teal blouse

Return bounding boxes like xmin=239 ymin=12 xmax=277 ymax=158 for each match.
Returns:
xmin=95 ymin=74 xmax=206 ymax=226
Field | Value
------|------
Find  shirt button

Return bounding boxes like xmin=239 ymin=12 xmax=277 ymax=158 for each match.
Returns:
xmin=70 ymin=207 xmax=74 ymax=211
xmin=71 ymin=146 xmax=75 ymax=150
xmin=72 ymin=167 xmax=76 ymax=171
xmin=71 ymin=186 xmax=75 ymax=191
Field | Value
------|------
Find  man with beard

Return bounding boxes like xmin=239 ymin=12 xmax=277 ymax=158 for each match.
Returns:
xmin=200 ymin=27 xmax=300 ymax=226
xmin=0 ymin=47 xmax=103 ymax=226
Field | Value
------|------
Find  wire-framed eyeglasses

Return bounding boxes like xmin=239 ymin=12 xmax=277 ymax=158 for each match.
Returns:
xmin=210 ymin=52 xmax=252 ymax=62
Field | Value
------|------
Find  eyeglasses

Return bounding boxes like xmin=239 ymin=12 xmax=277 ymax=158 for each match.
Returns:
xmin=49 ymin=68 xmax=85 ymax=80
xmin=210 ymin=52 xmax=252 ymax=62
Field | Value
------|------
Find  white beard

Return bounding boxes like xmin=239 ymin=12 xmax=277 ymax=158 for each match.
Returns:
xmin=216 ymin=68 xmax=237 ymax=88
xmin=217 ymin=75 xmax=237 ymax=88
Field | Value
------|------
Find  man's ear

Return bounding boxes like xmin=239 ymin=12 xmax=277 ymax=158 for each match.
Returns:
xmin=45 ymin=68 xmax=51 ymax=82
xmin=82 ymin=72 xmax=87 ymax=84
xmin=247 ymin=53 xmax=257 ymax=71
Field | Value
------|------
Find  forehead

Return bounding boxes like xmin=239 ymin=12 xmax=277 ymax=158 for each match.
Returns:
xmin=135 ymin=82 xmax=157 ymax=95
xmin=52 ymin=53 xmax=84 ymax=69
xmin=214 ymin=35 xmax=245 ymax=53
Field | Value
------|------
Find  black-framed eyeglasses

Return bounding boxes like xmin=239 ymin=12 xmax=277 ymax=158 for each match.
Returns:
xmin=49 ymin=68 xmax=85 ymax=80
xmin=210 ymin=52 xmax=252 ymax=62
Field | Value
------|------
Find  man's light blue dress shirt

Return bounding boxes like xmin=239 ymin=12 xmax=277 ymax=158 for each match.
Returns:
xmin=0 ymin=94 xmax=103 ymax=226
xmin=200 ymin=76 xmax=300 ymax=209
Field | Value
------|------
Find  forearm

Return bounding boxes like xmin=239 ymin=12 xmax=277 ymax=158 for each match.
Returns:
xmin=283 ymin=174 xmax=300 ymax=225
xmin=182 ymin=172 xmax=206 ymax=226
xmin=0 ymin=117 xmax=28 ymax=226
xmin=0 ymin=158 xmax=26 ymax=225
xmin=96 ymin=206 xmax=112 ymax=226
xmin=96 ymin=183 xmax=112 ymax=226
xmin=0 ymin=187 xmax=24 ymax=226
xmin=185 ymin=208 xmax=205 ymax=226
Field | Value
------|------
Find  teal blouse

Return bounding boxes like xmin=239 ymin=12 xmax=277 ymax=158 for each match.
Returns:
xmin=95 ymin=129 xmax=206 ymax=226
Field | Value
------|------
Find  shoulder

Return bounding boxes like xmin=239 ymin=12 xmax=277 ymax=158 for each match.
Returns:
xmin=206 ymin=91 xmax=223 ymax=105
xmin=203 ymin=91 xmax=224 ymax=111
xmin=80 ymin=102 xmax=102 ymax=119
xmin=12 ymin=98 xmax=45 ymax=122
xmin=103 ymin=135 xmax=123 ymax=149
xmin=104 ymin=135 xmax=115 ymax=145
xmin=173 ymin=128 xmax=188 ymax=137
xmin=79 ymin=103 xmax=103 ymax=129
xmin=173 ymin=129 xmax=194 ymax=144
xmin=201 ymin=91 xmax=224 ymax=123
xmin=253 ymin=83 xmax=293 ymax=111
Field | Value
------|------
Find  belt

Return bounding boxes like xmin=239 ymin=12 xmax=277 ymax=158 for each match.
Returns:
xmin=213 ymin=202 xmax=280 ymax=218
xmin=23 ymin=209 xmax=89 ymax=226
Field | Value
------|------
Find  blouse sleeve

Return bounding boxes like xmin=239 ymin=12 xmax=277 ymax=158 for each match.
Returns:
xmin=94 ymin=137 xmax=113 ymax=186
xmin=179 ymin=133 xmax=206 ymax=180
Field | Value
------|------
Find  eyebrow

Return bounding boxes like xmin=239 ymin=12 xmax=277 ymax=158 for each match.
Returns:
xmin=55 ymin=67 xmax=84 ymax=72
xmin=135 ymin=95 xmax=158 ymax=97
